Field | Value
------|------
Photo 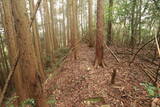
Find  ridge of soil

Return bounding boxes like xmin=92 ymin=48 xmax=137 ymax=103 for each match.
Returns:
xmin=45 ymin=44 xmax=152 ymax=107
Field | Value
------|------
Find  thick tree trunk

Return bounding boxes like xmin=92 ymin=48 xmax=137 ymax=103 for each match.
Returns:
xmin=10 ymin=0 xmax=48 ymax=106
xmin=1 ymin=0 xmax=26 ymax=103
xmin=95 ymin=0 xmax=105 ymax=67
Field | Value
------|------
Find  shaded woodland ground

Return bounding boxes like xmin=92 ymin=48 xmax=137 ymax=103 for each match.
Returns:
xmin=44 ymin=43 xmax=158 ymax=107
xmin=0 ymin=0 xmax=160 ymax=107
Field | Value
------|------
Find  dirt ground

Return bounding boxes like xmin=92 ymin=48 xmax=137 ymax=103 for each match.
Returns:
xmin=45 ymin=44 xmax=153 ymax=107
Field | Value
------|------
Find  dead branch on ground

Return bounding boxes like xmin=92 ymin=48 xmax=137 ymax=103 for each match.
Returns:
xmin=129 ymin=38 xmax=155 ymax=65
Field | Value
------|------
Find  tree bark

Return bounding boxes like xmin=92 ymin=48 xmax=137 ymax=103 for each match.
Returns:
xmin=10 ymin=0 xmax=48 ymax=106
xmin=107 ymin=0 xmax=113 ymax=46
xmin=95 ymin=0 xmax=105 ymax=67
xmin=1 ymin=0 xmax=26 ymax=104
xmin=130 ymin=0 xmax=137 ymax=48
xmin=88 ymin=0 xmax=94 ymax=47
xmin=29 ymin=0 xmax=46 ymax=81
xmin=70 ymin=0 xmax=77 ymax=60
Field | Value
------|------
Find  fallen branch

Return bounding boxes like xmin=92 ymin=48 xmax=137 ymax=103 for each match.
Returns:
xmin=129 ymin=38 xmax=155 ymax=65
xmin=0 ymin=53 xmax=20 ymax=105
xmin=140 ymin=64 xmax=155 ymax=82
xmin=104 ymin=43 xmax=120 ymax=63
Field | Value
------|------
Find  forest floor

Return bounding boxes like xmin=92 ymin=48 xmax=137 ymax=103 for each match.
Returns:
xmin=45 ymin=43 xmax=156 ymax=107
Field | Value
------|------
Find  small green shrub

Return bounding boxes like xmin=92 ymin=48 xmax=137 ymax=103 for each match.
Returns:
xmin=21 ymin=98 xmax=35 ymax=107
xmin=140 ymin=82 xmax=160 ymax=98
xmin=53 ymin=47 xmax=69 ymax=69
xmin=5 ymin=96 xmax=19 ymax=107
xmin=54 ymin=48 xmax=69 ymax=59
xmin=5 ymin=96 xmax=56 ymax=107
xmin=47 ymin=95 xmax=56 ymax=107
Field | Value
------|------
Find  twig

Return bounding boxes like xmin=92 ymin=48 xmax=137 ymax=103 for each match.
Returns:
xmin=104 ymin=43 xmax=120 ymax=63
xmin=140 ymin=64 xmax=155 ymax=82
xmin=155 ymin=30 xmax=160 ymax=56
xmin=30 ymin=0 xmax=42 ymax=28
xmin=0 ymin=52 xmax=20 ymax=105
xmin=129 ymin=38 xmax=155 ymax=65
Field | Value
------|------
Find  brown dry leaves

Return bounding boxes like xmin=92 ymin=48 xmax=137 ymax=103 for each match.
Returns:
xmin=45 ymin=44 xmax=152 ymax=107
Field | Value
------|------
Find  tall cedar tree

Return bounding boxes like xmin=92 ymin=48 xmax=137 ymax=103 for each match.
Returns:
xmin=88 ymin=0 xmax=94 ymax=47
xmin=29 ymin=0 xmax=46 ymax=81
xmin=95 ymin=0 xmax=105 ymax=67
xmin=70 ymin=0 xmax=77 ymax=59
xmin=10 ymin=0 xmax=49 ymax=106
xmin=107 ymin=0 xmax=113 ymax=45
xmin=1 ymin=0 xmax=26 ymax=103
xmin=130 ymin=0 xmax=137 ymax=48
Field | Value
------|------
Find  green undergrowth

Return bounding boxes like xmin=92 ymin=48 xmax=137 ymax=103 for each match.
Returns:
xmin=45 ymin=47 xmax=69 ymax=73
xmin=53 ymin=47 xmax=69 ymax=68
xmin=83 ymin=97 xmax=105 ymax=105
xmin=3 ymin=95 xmax=56 ymax=107
xmin=140 ymin=82 xmax=160 ymax=98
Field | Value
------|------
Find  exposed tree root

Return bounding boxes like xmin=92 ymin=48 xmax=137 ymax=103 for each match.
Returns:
xmin=94 ymin=59 xmax=106 ymax=68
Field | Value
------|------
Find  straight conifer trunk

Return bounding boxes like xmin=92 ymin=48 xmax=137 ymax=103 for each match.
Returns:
xmin=10 ymin=0 xmax=48 ymax=106
xmin=107 ymin=0 xmax=113 ymax=45
xmin=1 ymin=0 xmax=26 ymax=103
xmin=88 ymin=0 xmax=94 ymax=47
xmin=95 ymin=0 xmax=105 ymax=67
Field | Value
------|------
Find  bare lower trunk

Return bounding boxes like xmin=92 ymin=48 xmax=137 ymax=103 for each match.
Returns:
xmin=10 ymin=0 xmax=48 ymax=106
xmin=95 ymin=0 xmax=105 ymax=67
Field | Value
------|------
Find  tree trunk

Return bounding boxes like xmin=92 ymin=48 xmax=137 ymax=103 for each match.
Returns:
xmin=70 ymin=0 xmax=77 ymax=60
xmin=29 ymin=0 xmax=46 ymax=81
xmin=95 ymin=0 xmax=105 ymax=67
xmin=49 ymin=0 xmax=58 ymax=50
xmin=130 ymin=0 xmax=137 ymax=48
xmin=43 ymin=0 xmax=54 ymax=60
xmin=88 ymin=0 xmax=94 ymax=47
xmin=10 ymin=0 xmax=48 ymax=106
xmin=1 ymin=0 xmax=27 ymax=103
xmin=107 ymin=0 xmax=113 ymax=46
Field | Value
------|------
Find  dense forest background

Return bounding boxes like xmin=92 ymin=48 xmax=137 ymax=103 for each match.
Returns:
xmin=0 ymin=0 xmax=160 ymax=106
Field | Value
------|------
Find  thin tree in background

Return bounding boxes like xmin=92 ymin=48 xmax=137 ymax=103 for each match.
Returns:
xmin=107 ymin=0 xmax=113 ymax=45
xmin=29 ymin=0 xmax=46 ymax=81
xmin=70 ymin=0 xmax=77 ymax=59
xmin=43 ymin=0 xmax=54 ymax=61
xmin=88 ymin=0 xmax=94 ymax=47
xmin=95 ymin=0 xmax=105 ymax=67
xmin=130 ymin=0 xmax=137 ymax=48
